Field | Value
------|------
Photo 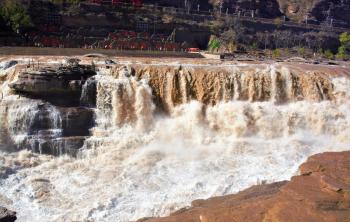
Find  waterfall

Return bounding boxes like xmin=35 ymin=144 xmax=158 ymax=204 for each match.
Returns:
xmin=135 ymin=80 xmax=155 ymax=132
xmin=1 ymin=61 xmax=350 ymax=222
xmin=80 ymin=78 xmax=97 ymax=108
xmin=94 ymin=66 xmax=154 ymax=131
xmin=132 ymin=64 xmax=334 ymax=112
xmin=4 ymin=101 xmax=64 ymax=154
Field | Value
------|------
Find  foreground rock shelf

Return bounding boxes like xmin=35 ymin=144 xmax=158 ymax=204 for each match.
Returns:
xmin=139 ymin=151 xmax=350 ymax=222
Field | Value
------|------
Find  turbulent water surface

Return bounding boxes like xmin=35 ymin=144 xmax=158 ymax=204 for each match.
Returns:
xmin=0 ymin=58 xmax=350 ymax=221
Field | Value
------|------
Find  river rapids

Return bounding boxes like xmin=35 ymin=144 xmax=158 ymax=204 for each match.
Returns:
xmin=0 ymin=58 xmax=350 ymax=221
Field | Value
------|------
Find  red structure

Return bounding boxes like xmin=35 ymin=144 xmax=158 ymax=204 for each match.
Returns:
xmin=112 ymin=0 xmax=121 ymax=5
xmin=187 ymin=48 xmax=200 ymax=53
xmin=132 ymin=0 xmax=142 ymax=7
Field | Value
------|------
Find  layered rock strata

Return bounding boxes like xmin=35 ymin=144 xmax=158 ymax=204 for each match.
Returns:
xmin=2 ymin=64 xmax=96 ymax=156
xmin=9 ymin=64 xmax=96 ymax=106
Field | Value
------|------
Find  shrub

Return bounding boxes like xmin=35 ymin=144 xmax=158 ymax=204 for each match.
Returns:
xmin=337 ymin=32 xmax=350 ymax=60
xmin=251 ymin=42 xmax=258 ymax=50
xmin=297 ymin=47 xmax=306 ymax=57
xmin=336 ymin=52 xmax=349 ymax=60
xmin=274 ymin=18 xmax=283 ymax=28
xmin=339 ymin=32 xmax=350 ymax=46
xmin=272 ymin=49 xmax=281 ymax=58
xmin=0 ymin=0 xmax=32 ymax=33
xmin=324 ymin=50 xmax=334 ymax=60
xmin=208 ymin=37 xmax=221 ymax=52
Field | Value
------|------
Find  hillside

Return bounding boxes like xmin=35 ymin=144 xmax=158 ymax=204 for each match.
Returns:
xmin=277 ymin=0 xmax=350 ymax=25
xmin=207 ymin=0 xmax=350 ymax=27
xmin=1 ymin=0 xmax=350 ymax=59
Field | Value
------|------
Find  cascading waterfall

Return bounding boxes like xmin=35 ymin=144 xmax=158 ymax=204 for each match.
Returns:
xmin=0 ymin=61 xmax=350 ymax=222
xmin=80 ymin=78 xmax=97 ymax=108
xmin=94 ymin=66 xmax=154 ymax=130
xmin=2 ymin=100 xmax=64 ymax=155
xmin=27 ymin=104 xmax=64 ymax=155
xmin=0 ymin=60 xmax=96 ymax=156
xmin=131 ymin=64 xmax=334 ymax=112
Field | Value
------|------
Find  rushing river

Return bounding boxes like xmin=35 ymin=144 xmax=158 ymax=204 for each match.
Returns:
xmin=0 ymin=59 xmax=350 ymax=221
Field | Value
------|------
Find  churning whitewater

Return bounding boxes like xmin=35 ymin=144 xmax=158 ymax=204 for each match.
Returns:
xmin=1 ymin=58 xmax=350 ymax=222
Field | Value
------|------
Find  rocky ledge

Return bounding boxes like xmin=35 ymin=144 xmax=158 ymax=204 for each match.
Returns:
xmin=0 ymin=207 xmax=16 ymax=222
xmin=139 ymin=151 xmax=350 ymax=222
xmin=9 ymin=64 xmax=96 ymax=106
xmin=3 ymin=62 xmax=97 ymax=156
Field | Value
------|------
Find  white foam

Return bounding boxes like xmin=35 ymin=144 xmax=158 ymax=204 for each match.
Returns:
xmin=0 ymin=67 xmax=350 ymax=222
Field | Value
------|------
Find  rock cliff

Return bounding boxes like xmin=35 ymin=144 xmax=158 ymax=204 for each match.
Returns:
xmin=9 ymin=64 xmax=96 ymax=106
xmin=1 ymin=62 xmax=96 ymax=156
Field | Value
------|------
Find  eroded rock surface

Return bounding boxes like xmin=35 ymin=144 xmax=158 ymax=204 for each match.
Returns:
xmin=1 ymin=63 xmax=96 ymax=155
xmin=139 ymin=151 xmax=350 ymax=222
xmin=9 ymin=64 xmax=96 ymax=106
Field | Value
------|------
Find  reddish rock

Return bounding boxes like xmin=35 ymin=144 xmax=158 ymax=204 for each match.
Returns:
xmin=139 ymin=151 xmax=350 ymax=222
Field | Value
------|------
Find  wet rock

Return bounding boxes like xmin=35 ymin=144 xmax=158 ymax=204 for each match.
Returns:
xmin=0 ymin=99 xmax=94 ymax=156
xmin=9 ymin=65 xmax=96 ymax=106
xmin=24 ymin=136 xmax=86 ymax=157
xmin=139 ymin=151 xmax=350 ymax=222
xmin=4 ymin=63 xmax=96 ymax=156
xmin=0 ymin=61 xmax=17 ymax=70
xmin=60 ymin=107 xmax=94 ymax=137
xmin=20 ymin=105 xmax=94 ymax=156
xmin=0 ymin=206 xmax=16 ymax=222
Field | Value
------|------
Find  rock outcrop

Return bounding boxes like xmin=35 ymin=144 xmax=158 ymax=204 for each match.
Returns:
xmin=139 ymin=151 xmax=350 ymax=222
xmin=0 ymin=207 xmax=16 ymax=222
xmin=9 ymin=64 xmax=96 ymax=106
xmin=2 ymin=63 xmax=97 ymax=156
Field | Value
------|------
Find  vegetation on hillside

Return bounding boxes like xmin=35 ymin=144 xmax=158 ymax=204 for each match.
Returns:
xmin=205 ymin=15 xmax=348 ymax=60
xmin=337 ymin=32 xmax=350 ymax=60
xmin=207 ymin=17 xmax=246 ymax=53
xmin=0 ymin=0 xmax=32 ymax=33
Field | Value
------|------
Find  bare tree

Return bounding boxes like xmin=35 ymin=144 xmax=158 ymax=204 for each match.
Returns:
xmin=219 ymin=16 xmax=246 ymax=42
